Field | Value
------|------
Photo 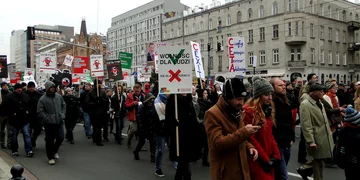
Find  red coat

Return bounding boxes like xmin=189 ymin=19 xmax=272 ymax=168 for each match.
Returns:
xmin=242 ymin=105 xmax=281 ymax=180
xmin=125 ymin=93 xmax=144 ymax=122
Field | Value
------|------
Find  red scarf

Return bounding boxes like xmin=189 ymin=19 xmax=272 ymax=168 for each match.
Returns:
xmin=326 ymin=91 xmax=339 ymax=108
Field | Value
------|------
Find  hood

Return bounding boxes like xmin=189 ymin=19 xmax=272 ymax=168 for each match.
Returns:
xmin=45 ymin=81 xmax=56 ymax=91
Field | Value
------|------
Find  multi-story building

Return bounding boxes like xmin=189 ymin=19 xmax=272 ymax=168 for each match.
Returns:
xmin=107 ymin=0 xmax=187 ymax=71
xmin=10 ymin=30 xmax=24 ymax=64
xmin=162 ymin=0 xmax=360 ymax=85
xmin=17 ymin=24 xmax=74 ymax=72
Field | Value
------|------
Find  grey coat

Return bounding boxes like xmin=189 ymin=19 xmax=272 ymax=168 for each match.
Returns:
xmin=37 ymin=81 xmax=66 ymax=125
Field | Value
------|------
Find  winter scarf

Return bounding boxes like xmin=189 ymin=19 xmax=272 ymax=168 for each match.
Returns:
xmin=326 ymin=91 xmax=339 ymax=108
xmin=155 ymin=94 xmax=167 ymax=121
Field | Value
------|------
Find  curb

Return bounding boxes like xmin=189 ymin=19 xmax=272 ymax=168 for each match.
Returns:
xmin=0 ymin=150 xmax=38 ymax=180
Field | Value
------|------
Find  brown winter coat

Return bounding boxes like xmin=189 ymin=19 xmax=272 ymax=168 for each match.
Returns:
xmin=204 ymin=97 xmax=254 ymax=180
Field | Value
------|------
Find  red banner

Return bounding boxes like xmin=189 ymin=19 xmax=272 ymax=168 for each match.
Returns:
xmin=73 ymin=56 xmax=89 ymax=75
xmin=10 ymin=72 xmax=22 ymax=84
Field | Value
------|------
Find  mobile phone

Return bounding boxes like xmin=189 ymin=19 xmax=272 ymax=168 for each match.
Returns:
xmin=257 ymin=121 xmax=265 ymax=126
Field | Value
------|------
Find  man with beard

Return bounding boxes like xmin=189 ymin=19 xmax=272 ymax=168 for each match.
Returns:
xmin=24 ymin=81 xmax=42 ymax=148
xmin=0 ymin=82 xmax=11 ymax=149
xmin=270 ymin=78 xmax=295 ymax=180
xmin=37 ymin=81 xmax=66 ymax=165
xmin=205 ymin=78 xmax=260 ymax=180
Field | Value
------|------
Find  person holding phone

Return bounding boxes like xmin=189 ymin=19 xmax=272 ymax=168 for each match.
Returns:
xmin=243 ymin=76 xmax=281 ymax=180
xmin=205 ymin=78 xmax=259 ymax=180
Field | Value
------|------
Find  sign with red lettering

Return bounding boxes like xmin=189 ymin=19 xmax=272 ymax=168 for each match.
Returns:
xmin=228 ymin=37 xmax=246 ymax=76
xmin=73 ymin=56 xmax=90 ymax=76
xmin=190 ymin=41 xmax=205 ymax=78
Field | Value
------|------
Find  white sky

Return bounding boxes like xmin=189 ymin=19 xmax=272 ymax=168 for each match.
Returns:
xmin=0 ymin=0 xmax=356 ymax=62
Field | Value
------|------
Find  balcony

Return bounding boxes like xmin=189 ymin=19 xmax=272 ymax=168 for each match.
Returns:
xmin=287 ymin=60 xmax=307 ymax=67
xmin=348 ymin=42 xmax=360 ymax=51
xmin=348 ymin=21 xmax=360 ymax=31
xmin=285 ymin=36 xmax=307 ymax=45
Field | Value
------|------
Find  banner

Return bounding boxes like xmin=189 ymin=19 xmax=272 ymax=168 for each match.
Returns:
xmin=51 ymin=69 xmax=72 ymax=87
xmin=228 ymin=37 xmax=246 ymax=76
xmin=157 ymin=46 xmax=193 ymax=94
xmin=73 ymin=56 xmax=90 ymax=76
xmin=63 ymin=54 xmax=74 ymax=67
xmin=119 ymin=52 xmax=132 ymax=69
xmin=24 ymin=68 xmax=35 ymax=77
xmin=10 ymin=72 xmax=22 ymax=84
xmin=190 ymin=41 xmax=205 ymax=79
xmin=39 ymin=53 xmax=56 ymax=74
xmin=90 ymin=55 xmax=104 ymax=77
xmin=154 ymin=42 xmax=168 ymax=73
xmin=107 ymin=60 xmax=123 ymax=81
xmin=0 ymin=55 xmax=8 ymax=78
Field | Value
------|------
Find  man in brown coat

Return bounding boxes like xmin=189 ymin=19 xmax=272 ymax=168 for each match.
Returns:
xmin=205 ymin=78 xmax=261 ymax=180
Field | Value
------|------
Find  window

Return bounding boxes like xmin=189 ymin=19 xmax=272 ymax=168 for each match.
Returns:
xmin=209 ymin=56 xmax=213 ymax=70
xmin=237 ymin=31 xmax=242 ymax=36
xmin=328 ymin=28 xmax=332 ymax=40
xmin=320 ymin=50 xmax=324 ymax=63
xmin=336 ymin=29 xmax=339 ymax=42
xmin=297 ymin=48 xmax=301 ymax=60
xmin=248 ymin=8 xmax=253 ymax=20
xmin=288 ymin=22 xmax=292 ymax=36
xmin=177 ymin=28 xmax=180 ymax=36
xmin=343 ymin=53 xmax=347 ymax=65
xmin=337 ymin=9 xmax=340 ymax=20
xmin=260 ymin=51 xmax=266 ymax=64
xmin=209 ymin=37 xmax=213 ymax=48
xmin=288 ymin=0 xmax=291 ymax=12
xmin=249 ymin=52 xmax=254 ymax=65
xmin=320 ymin=26 xmax=324 ymax=39
xmin=259 ymin=5 xmax=264 ymax=18
xmin=226 ymin=14 xmax=231 ymax=25
xmin=311 ymin=48 xmax=315 ymax=63
xmin=310 ymin=0 xmax=314 ymax=14
xmin=343 ymin=31 xmax=346 ymax=43
xmin=328 ymin=51 xmax=332 ymax=64
xmin=336 ymin=52 xmax=340 ymax=64
xmin=260 ymin=27 xmax=265 ymax=41
xmin=218 ymin=56 xmax=222 ymax=72
xmin=273 ymin=25 xmax=279 ymax=38
xmin=248 ymin=30 xmax=253 ymax=42
xmin=273 ymin=49 xmax=279 ymax=63
xmin=302 ymin=21 xmax=304 ymax=36
xmin=192 ymin=23 xmax=196 ymax=33
xmin=291 ymin=49 xmax=295 ymax=61
xmin=356 ymin=14 xmax=359 ymax=21
xmin=209 ymin=19 xmax=213 ymax=29
xmin=200 ymin=39 xmax=204 ymax=51
xmin=295 ymin=0 xmax=298 ymax=11
xmin=199 ymin=21 xmax=203 ymax=31
xmin=320 ymin=4 xmax=324 ymax=16
xmin=237 ymin=11 xmax=242 ymax=23
xmin=170 ymin=29 xmax=173 ymax=38
xmin=343 ymin=10 xmax=346 ymax=21
xmin=310 ymin=23 xmax=314 ymax=37
xmin=295 ymin=22 xmax=299 ymax=35
xmin=227 ymin=34 xmax=231 ymax=38
xmin=184 ymin=25 xmax=188 ymax=35
xmin=328 ymin=6 xmax=332 ymax=18
xmin=273 ymin=2 xmax=278 ymax=15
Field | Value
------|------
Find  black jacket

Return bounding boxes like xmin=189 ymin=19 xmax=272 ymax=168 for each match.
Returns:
xmin=4 ymin=92 xmax=30 ymax=127
xmin=86 ymin=88 xmax=108 ymax=117
xmin=272 ymin=94 xmax=295 ymax=146
xmin=111 ymin=92 xmax=126 ymax=117
xmin=80 ymin=90 xmax=91 ymax=112
xmin=336 ymin=89 xmax=347 ymax=107
xmin=136 ymin=104 xmax=157 ymax=137
xmin=24 ymin=90 xmax=42 ymax=117
xmin=63 ymin=94 xmax=80 ymax=119
xmin=0 ymin=89 xmax=11 ymax=116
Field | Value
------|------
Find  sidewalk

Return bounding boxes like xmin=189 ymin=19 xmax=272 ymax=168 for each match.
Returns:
xmin=0 ymin=150 xmax=38 ymax=180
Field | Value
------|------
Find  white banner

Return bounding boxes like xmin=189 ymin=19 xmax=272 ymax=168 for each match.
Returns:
xmin=154 ymin=42 xmax=168 ymax=74
xmin=63 ymin=54 xmax=74 ymax=67
xmin=39 ymin=53 xmax=56 ymax=74
xmin=228 ymin=37 xmax=246 ymax=76
xmin=190 ymin=41 xmax=205 ymax=79
xmin=90 ymin=55 xmax=104 ymax=77
xmin=24 ymin=68 xmax=35 ymax=77
xmin=137 ymin=67 xmax=151 ymax=82
xmin=157 ymin=46 xmax=193 ymax=94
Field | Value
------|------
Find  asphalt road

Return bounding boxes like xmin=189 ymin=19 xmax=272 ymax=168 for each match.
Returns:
xmin=1 ymin=123 xmax=345 ymax=180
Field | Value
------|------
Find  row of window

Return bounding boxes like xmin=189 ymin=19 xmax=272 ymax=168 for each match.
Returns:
xmin=315 ymin=49 xmax=347 ymax=65
xmin=111 ymin=5 xmax=163 ymax=26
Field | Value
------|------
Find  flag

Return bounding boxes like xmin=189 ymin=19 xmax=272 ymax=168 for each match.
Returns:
xmin=107 ymin=60 xmax=123 ymax=81
xmin=51 ymin=69 xmax=72 ymax=87
xmin=0 ymin=55 xmax=8 ymax=78
xmin=163 ymin=11 xmax=176 ymax=18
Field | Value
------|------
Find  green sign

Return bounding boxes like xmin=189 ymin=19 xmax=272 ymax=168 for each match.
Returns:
xmin=119 ymin=52 xmax=133 ymax=69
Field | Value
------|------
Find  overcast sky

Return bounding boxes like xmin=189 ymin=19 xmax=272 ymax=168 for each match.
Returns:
xmin=0 ymin=0 xmax=356 ymax=63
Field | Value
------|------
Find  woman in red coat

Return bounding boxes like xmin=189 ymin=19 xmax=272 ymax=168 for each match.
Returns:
xmin=243 ymin=76 xmax=281 ymax=180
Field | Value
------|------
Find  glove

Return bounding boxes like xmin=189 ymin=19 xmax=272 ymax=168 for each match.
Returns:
xmin=260 ymin=159 xmax=275 ymax=173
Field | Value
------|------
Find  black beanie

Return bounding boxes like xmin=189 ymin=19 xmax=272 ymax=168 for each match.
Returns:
xmin=27 ymin=81 xmax=36 ymax=88
xmin=223 ymin=78 xmax=247 ymax=100
xmin=14 ymin=83 xmax=22 ymax=90
xmin=307 ymin=73 xmax=316 ymax=81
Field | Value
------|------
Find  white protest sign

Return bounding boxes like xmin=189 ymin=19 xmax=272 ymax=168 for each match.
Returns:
xmin=158 ymin=46 xmax=193 ymax=94
xmin=228 ymin=37 xmax=246 ymax=76
xmin=154 ymin=42 xmax=168 ymax=73
xmin=190 ymin=41 xmax=205 ymax=79
xmin=90 ymin=55 xmax=104 ymax=77
xmin=39 ymin=53 xmax=56 ymax=74
xmin=63 ymin=54 xmax=74 ymax=67
xmin=24 ymin=68 xmax=35 ymax=77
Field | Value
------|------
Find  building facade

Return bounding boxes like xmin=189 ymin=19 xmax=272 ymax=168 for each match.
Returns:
xmin=10 ymin=30 xmax=24 ymax=65
xmin=162 ymin=0 xmax=360 ymax=84
xmin=107 ymin=0 xmax=187 ymax=71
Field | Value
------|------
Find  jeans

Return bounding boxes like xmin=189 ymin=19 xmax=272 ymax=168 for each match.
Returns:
xmin=83 ymin=112 xmax=92 ymax=136
xmin=10 ymin=123 xmax=32 ymax=153
xmin=275 ymin=144 xmax=291 ymax=180
xmin=44 ymin=124 xmax=64 ymax=160
xmin=114 ymin=112 xmax=124 ymax=141
xmin=155 ymin=135 xmax=168 ymax=170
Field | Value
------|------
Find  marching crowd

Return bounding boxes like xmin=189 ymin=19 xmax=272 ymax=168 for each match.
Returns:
xmin=0 ymin=74 xmax=359 ymax=180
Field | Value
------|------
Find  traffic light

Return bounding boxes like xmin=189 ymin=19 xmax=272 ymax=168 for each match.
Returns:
xmin=217 ymin=42 xmax=221 ymax=51
xmin=27 ymin=26 xmax=35 ymax=40
xmin=207 ymin=43 xmax=211 ymax=51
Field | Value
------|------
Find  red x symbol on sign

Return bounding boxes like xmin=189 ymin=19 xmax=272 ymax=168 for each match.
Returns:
xmin=169 ymin=69 xmax=181 ymax=82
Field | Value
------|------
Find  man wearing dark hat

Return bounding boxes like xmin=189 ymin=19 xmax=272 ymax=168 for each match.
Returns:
xmin=204 ymin=78 xmax=260 ymax=180
xmin=0 ymin=82 xmax=11 ymax=149
xmin=24 ymin=81 xmax=42 ymax=148
xmin=297 ymin=83 xmax=334 ymax=180
xmin=3 ymin=83 xmax=33 ymax=157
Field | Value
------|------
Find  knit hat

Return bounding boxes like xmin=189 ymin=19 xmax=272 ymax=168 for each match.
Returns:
xmin=0 ymin=82 xmax=7 ymax=88
xmin=144 ymin=93 xmax=155 ymax=103
xmin=223 ymin=78 xmax=247 ymax=100
xmin=309 ymin=83 xmax=325 ymax=92
xmin=344 ymin=106 xmax=360 ymax=126
xmin=14 ymin=83 xmax=22 ymax=90
xmin=244 ymin=82 xmax=252 ymax=90
xmin=252 ymin=76 xmax=273 ymax=98
xmin=27 ymin=81 xmax=36 ymax=88
xmin=21 ymin=82 xmax=27 ymax=88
